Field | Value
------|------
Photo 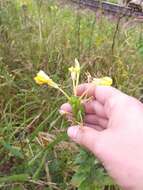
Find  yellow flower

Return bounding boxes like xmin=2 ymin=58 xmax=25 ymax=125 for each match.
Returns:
xmin=92 ymin=77 xmax=112 ymax=86
xmin=68 ymin=58 xmax=80 ymax=78
xmin=68 ymin=66 xmax=76 ymax=80
xmin=74 ymin=58 xmax=80 ymax=73
xmin=34 ymin=70 xmax=70 ymax=99
xmin=34 ymin=70 xmax=59 ymax=88
xmin=69 ymin=59 xmax=81 ymax=95
xmin=50 ymin=5 xmax=58 ymax=11
xmin=19 ymin=0 xmax=30 ymax=6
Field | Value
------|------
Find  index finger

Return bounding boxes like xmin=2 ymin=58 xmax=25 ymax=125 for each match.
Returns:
xmin=76 ymin=83 xmax=123 ymax=105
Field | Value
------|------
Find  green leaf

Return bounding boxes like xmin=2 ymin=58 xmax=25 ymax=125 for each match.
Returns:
xmin=0 ymin=174 xmax=29 ymax=183
xmin=71 ymin=172 xmax=86 ymax=187
xmin=1 ymin=141 xmax=23 ymax=158
xmin=69 ymin=96 xmax=85 ymax=123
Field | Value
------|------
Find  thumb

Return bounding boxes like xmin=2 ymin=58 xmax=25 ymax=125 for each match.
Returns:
xmin=67 ymin=126 xmax=101 ymax=155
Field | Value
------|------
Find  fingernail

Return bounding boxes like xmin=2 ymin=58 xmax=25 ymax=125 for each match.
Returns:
xmin=59 ymin=109 xmax=67 ymax=115
xmin=67 ymin=126 xmax=78 ymax=139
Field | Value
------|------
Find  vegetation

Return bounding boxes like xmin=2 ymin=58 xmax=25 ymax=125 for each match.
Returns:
xmin=0 ymin=0 xmax=143 ymax=189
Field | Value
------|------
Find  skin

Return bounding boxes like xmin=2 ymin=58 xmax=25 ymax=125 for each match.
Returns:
xmin=60 ymin=84 xmax=143 ymax=190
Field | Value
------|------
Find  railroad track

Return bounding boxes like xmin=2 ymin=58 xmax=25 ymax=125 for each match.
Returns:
xmin=71 ymin=0 xmax=143 ymax=18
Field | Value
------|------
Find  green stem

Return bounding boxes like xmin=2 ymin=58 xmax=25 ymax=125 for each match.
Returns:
xmin=58 ymin=88 xmax=70 ymax=100
xmin=0 ymin=174 xmax=29 ymax=183
xmin=76 ymin=72 xmax=80 ymax=90
xmin=32 ymin=149 xmax=48 ymax=179
xmin=73 ymin=79 xmax=76 ymax=96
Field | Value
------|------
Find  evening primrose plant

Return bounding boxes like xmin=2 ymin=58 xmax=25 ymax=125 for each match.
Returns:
xmin=34 ymin=60 xmax=113 ymax=189
xmin=34 ymin=59 xmax=84 ymax=124
xmin=34 ymin=59 xmax=112 ymax=125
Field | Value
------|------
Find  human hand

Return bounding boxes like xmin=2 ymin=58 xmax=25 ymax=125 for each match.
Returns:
xmin=60 ymin=83 xmax=143 ymax=190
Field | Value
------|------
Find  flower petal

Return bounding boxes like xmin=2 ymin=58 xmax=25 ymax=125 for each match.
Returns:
xmin=92 ymin=77 xmax=112 ymax=86
xmin=34 ymin=70 xmax=59 ymax=88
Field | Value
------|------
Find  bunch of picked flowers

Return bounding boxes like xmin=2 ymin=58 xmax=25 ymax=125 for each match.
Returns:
xmin=34 ymin=59 xmax=112 ymax=125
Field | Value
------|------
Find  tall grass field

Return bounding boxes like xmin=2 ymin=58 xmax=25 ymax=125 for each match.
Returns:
xmin=0 ymin=0 xmax=143 ymax=189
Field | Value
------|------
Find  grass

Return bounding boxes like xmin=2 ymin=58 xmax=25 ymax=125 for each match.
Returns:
xmin=0 ymin=0 xmax=143 ymax=189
